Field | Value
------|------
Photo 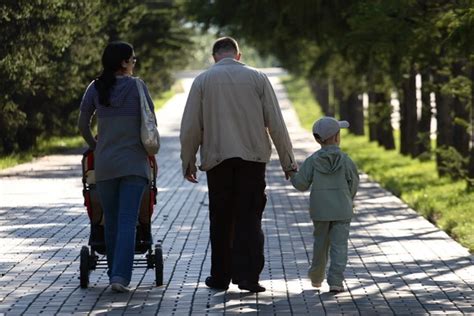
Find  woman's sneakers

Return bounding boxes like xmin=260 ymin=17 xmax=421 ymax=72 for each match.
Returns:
xmin=311 ymin=281 xmax=322 ymax=288
xmin=111 ymin=283 xmax=130 ymax=293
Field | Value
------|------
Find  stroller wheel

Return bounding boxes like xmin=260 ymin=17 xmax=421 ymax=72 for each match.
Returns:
xmin=80 ymin=246 xmax=90 ymax=288
xmin=154 ymin=242 xmax=164 ymax=286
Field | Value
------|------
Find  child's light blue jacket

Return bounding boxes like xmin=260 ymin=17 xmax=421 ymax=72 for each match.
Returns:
xmin=290 ymin=145 xmax=359 ymax=221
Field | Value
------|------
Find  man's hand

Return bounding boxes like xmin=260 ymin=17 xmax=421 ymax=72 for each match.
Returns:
xmin=185 ymin=172 xmax=198 ymax=183
xmin=184 ymin=165 xmax=198 ymax=183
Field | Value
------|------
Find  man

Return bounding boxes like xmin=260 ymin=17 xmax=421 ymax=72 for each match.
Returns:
xmin=180 ymin=37 xmax=296 ymax=293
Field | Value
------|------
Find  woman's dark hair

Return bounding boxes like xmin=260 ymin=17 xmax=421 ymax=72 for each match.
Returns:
xmin=95 ymin=41 xmax=134 ymax=106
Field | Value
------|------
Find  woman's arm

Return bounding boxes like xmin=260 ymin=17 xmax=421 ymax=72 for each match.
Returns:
xmin=78 ymin=82 xmax=97 ymax=150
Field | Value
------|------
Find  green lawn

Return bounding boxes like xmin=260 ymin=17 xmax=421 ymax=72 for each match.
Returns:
xmin=0 ymin=81 xmax=181 ymax=170
xmin=0 ymin=136 xmax=85 ymax=170
xmin=282 ymin=76 xmax=474 ymax=253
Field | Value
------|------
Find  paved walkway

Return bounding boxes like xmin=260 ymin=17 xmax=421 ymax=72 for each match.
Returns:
xmin=0 ymin=72 xmax=473 ymax=315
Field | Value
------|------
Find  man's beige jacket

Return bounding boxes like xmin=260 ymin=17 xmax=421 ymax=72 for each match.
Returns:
xmin=180 ymin=58 xmax=296 ymax=175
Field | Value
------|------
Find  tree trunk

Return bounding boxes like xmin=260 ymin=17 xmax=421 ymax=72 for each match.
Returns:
xmin=335 ymin=85 xmax=346 ymax=120
xmin=452 ymin=62 xmax=470 ymax=157
xmin=468 ymin=65 xmax=474 ymax=189
xmin=469 ymin=141 xmax=474 ymax=189
xmin=327 ymin=78 xmax=336 ymax=116
xmin=368 ymin=91 xmax=377 ymax=142
xmin=374 ymin=91 xmax=395 ymax=150
xmin=434 ymin=72 xmax=454 ymax=176
xmin=309 ymin=78 xmax=330 ymax=115
xmin=339 ymin=97 xmax=349 ymax=122
xmin=399 ymin=66 xmax=418 ymax=156
xmin=347 ymin=92 xmax=364 ymax=135
xmin=418 ymin=69 xmax=432 ymax=157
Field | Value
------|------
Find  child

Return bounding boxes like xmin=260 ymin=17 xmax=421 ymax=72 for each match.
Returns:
xmin=289 ymin=116 xmax=359 ymax=293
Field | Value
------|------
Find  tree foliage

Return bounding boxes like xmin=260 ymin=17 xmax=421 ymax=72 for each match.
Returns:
xmin=0 ymin=0 xmax=192 ymax=154
xmin=185 ymin=0 xmax=474 ymax=186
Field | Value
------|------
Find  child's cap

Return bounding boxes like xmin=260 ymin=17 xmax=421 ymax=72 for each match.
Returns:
xmin=312 ymin=117 xmax=350 ymax=141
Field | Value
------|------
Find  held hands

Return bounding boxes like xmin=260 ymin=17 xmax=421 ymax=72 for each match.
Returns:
xmin=285 ymin=169 xmax=297 ymax=180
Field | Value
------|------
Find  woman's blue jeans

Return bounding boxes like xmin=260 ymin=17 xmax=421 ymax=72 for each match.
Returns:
xmin=96 ymin=175 xmax=148 ymax=286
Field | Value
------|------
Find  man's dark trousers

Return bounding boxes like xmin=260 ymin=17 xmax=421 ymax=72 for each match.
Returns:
xmin=206 ymin=158 xmax=266 ymax=285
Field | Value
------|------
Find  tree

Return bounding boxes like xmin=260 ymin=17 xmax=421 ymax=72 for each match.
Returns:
xmin=400 ymin=66 xmax=418 ymax=156
xmin=431 ymin=2 xmax=474 ymax=181
xmin=0 ymin=0 xmax=193 ymax=154
xmin=184 ymin=0 xmax=474 ymax=182
xmin=418 ymin=69 xmax=433 ymax=158
xmin=0 ymin=1 xmax=105 ymax=152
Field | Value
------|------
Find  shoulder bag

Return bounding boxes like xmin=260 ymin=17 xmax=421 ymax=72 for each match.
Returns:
xmin=136 ymin=78 xmax=160 ymax=155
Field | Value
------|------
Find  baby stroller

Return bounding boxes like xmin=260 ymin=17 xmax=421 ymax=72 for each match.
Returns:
xmin=79 ymin=149 xmax=163 ymax=288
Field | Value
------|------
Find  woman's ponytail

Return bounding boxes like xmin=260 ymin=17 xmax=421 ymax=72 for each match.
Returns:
xmin=95 ymin=70 xmax=116 ymax=106
xmin=94 ymin=41 xmax=134 ymax=106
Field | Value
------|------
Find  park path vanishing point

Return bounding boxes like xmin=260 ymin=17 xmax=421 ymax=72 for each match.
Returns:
xmin=0 ymin=69 xmax=473 ymax=315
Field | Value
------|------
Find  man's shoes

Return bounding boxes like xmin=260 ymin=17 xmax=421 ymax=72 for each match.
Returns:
xmin=329 ymin=285 xmax=344 ymax=293
xmin=311 ymin=282 xmax=322 ymax=288
xmin=205 ymin=276 xmax=229 ymax=290
xmin=231 ymin=279 xmax=240 ymax=285
xmin=238 ymin=280 xmax=266 ymax=293
xmin=111 ymin=283 xmax=130 ymax=293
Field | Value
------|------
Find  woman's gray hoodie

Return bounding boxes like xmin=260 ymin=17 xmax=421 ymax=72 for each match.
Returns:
xmin=78 ymin=76 xmax=155 ymax=182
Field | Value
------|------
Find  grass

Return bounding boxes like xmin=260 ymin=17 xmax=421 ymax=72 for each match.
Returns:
xmin=0 ymin=81 xmax=182 ymax=171
xmin=282 ymin=75 xmax=474 ymax=253
xmin=154 ymin=81 xmax=183 ymax=110
xmin=0 ymin=136 xmax=85 ymax=170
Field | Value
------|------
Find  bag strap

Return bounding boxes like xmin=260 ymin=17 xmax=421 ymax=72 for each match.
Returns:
xmin=135 ymin=78 xmax=156 ymax=119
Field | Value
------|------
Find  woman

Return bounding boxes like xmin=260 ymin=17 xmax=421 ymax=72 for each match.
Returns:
xmin=78 ymin=41 xmax=157 ymax=293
